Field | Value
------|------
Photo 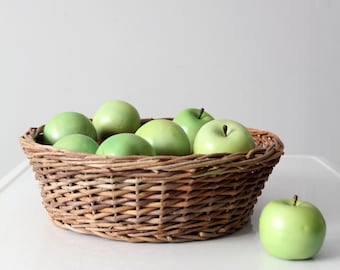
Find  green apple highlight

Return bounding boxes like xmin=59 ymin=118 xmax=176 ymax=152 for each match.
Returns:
xmin=43 ymin=111 xmax=97 ymax=145
xmin=96 ymin=133 xmax=155 ymax=156
xmin=173 ymin=107 xmax=214 ymax=151
xmin=259 ymin=195 xmax=326 ymax=260
xmin=135 ymin=119 xmax=191 ymax=156
xmin=193 ymin=119 xmax=255 ymax=154
xmin=53 ymin=134 xmax=98 ymax=154
xmin=93 ymin=100 xmax=141 ymax=141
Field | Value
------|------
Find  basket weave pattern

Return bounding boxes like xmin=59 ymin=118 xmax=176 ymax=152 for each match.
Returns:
xmin=20 ymin=123 xmax=284 ymax=243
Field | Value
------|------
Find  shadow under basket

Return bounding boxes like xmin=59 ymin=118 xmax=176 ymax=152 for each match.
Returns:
xmin=19 ymin=123 xmax=284 ymax=243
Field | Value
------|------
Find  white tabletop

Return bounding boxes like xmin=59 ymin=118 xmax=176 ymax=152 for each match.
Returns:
xmin=1 ymin=155 xmax=339 ymax=270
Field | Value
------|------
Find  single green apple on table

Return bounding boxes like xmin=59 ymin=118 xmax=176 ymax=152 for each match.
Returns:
xmin=259 ymin=195 xmax=326 ymax=260
xmin=193 ymin=119 xmax=255 ymax=154
xmin=92 ymin=100 xmax=141 ymax=141
xmin=96 ymin=133 xmax=155 ymax=156
xmin=53 ymin=134 xmax=98 ymax=154
xmin=135 ymin=119 xmax=191 ymax=156
xmin=173 ymin=107 xmax=214 ymax=150
xmin=43 ymin=111 xmax=97 ymax=145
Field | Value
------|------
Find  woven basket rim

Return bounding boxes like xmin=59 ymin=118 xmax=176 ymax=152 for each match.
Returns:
xmin=19 ymin=122 xmax=284 ymax=172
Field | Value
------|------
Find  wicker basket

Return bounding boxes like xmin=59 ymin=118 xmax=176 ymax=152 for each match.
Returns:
xmin=19 ymin=120 xmax=284 ymax=243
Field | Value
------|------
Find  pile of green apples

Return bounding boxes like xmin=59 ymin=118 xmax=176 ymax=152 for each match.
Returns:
xmin=42 ymin=99 xmax=255 ymax=156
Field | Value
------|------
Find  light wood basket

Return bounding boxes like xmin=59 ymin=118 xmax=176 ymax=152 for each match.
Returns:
xmin=19 ymin=120 xmax=284 ymax=243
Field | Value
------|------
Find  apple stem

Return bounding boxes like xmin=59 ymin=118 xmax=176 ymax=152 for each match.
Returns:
xmin=198 ymin=108 xmax=205 ymax=119
xmin=293 ymin=194 xmax=298 ymax=206
xmin=223 ymin=124 xmax=228 ymax=136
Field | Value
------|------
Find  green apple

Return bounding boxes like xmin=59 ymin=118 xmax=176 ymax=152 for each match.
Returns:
xmin=53 ymin=134 xmax=98 ymax=154
xmin=92 ymin=100 xmax=141 ymax=141
xmin=193 ymin=119 xmax=255 ymax=154
xmin=135 ymin=119 xmax=191 ymax=156
xmin=173 ymin=108 xmax=214 ymax=150
xmin=259 ymin=195 xmax=326 ymax=260
xmin=96 ymin=133 xmax=155 ymax=156
xmin=43 ymin=111 xmax=97 ymax=145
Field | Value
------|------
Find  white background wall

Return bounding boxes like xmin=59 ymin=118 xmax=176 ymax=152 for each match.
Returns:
xmin=1 ymin=0 xmax=339 ymax=178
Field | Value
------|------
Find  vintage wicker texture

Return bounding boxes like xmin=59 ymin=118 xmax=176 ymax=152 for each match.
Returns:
xmin=20 ymin=121 xmax=284 ymax=243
